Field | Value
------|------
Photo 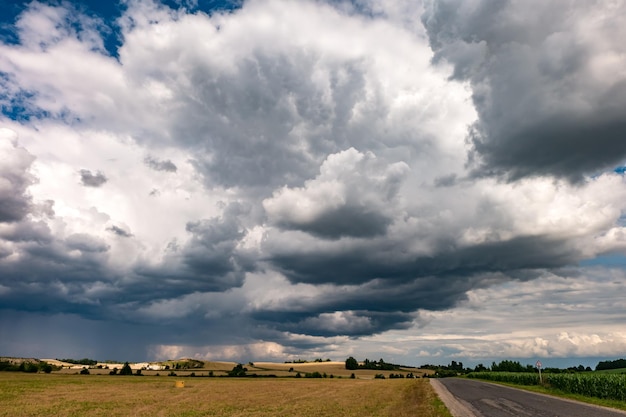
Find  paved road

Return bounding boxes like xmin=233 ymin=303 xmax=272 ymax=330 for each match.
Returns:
xmin=431 ymin=378 xmax=626 ymax=417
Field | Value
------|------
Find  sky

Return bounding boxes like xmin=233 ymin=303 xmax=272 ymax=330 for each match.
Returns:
xmin=1 ymin=0 xmax=626 ymax=369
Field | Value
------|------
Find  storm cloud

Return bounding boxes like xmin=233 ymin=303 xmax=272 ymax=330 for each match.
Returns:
xmin=0 ymin=0 xmax=625 ymax=365
xmin=422 ymin=0 xmax=626 ymax=181
xmin=0 ymin=129 xmax=35 ymax=222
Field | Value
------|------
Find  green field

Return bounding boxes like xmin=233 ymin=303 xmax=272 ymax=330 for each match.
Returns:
xmin=0 ymin=373 xmax=451 ymax=417
xmin=597 ymin=368 xmax=626 ymax=374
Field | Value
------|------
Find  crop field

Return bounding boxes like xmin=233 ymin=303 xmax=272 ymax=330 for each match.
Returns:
xmin=468 ymin=372 xmax=626 ymax=401
xmin=0 ymin=373 xmax=450 ymax=417
xmin=597 ymin=368 xmax=626 ymax=374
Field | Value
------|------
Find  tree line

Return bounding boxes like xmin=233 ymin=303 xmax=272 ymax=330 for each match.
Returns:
xmin=344 ymin=357 xmax=399 ymax=371
xmin=595 ymin=358 xmax=626 ymax=371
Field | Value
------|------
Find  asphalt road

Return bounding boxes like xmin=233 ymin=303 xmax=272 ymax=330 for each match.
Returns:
xmin=431 ymin=377 xmax=626 ymax=417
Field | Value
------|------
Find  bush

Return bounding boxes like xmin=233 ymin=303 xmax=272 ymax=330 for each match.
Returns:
xmin=119 ymin=362 xmax=133 ymax=376
xmin=80 ymin=368 xmax=90 ymax=375
xmin=39 ymin=362 xmax=53 ymax=374
xmin=22 ymin=362 xmax=39 ymax=373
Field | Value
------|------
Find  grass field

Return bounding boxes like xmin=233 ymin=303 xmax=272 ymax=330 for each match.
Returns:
xmin=0 ymin=373 xmax=451 ymax=417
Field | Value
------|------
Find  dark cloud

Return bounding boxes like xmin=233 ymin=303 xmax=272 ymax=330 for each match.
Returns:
xmin=422 ymin=0 xmax=626 ymax=181
xmin=66 ymin=233 xmax=110 ymax=253
xmin=0 ymin=220 xmax=53 ymax=244
xmin=267 ymin=233 xmax=579 ymax=286
xmin=252 ymin=309 xmax=414 ymax=337
xmin=144 ymin=156 xmax=177 ymax=172
xmin=79 ymin=169 xmax=107 ymax=187
xmin=132 ymin=203 xmax=255 ymax=296
xmin=107 ymin=225 xmax=133 ymax=237
xmin=162 ymin=50 xmax=401 ymax=191
xmin=249 ymin=231 xmax=585 ymax=337
xmin=0 ymin=193 xmax=31 ymax=223
xmin=0 ymin=133 xmax=35 ymax=222
xmin=264 ymin=149 xmax=408 ymax=239
xmin=276 ymin=207 xmax=391 ymax=239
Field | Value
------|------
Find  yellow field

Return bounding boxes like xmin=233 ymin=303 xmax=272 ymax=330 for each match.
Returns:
xmin=0 ymin=373 xmax=450 ymax=417
xmin=54 ymin=360 xmax=433 ymax=378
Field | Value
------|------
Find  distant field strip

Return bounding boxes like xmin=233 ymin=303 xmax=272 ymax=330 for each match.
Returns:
xmin=0 ymin=373 xmax=449 ymax=417
xmin=468 ymin=372 xmax=626 ymax=401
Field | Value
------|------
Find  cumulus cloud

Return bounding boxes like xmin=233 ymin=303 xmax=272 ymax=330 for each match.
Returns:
xmin=0 ymin=128 xmax=35 ymax=222
xmin=422 ymin=0 xmax=626 ymax=181
xmin=0 ymin=0 xmax=625 ymax=364
xmin=264 ymin=148 xmax=408 ymax=239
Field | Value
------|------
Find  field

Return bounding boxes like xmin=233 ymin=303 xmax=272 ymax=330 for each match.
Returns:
xmin=45 ymin=360 xmax=432 ymax=379
xmin=0 ymin=372 xmax=450 ymax=417
xmin=597 ymin=368 xmax=626 ymax=374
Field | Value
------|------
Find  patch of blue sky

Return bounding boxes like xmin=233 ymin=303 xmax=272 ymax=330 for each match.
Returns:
xmin=0 ymin=72 xmax=81 ymax=123
xmin=0 ymin=1 xmax=22 ymax=46
xmin=580 ymin=253 xmax=626 ymax=267
xmin=0 ymin=0 xmax=243 ymax=59
xmin=0 ymin=72 xmax=39 ymax=122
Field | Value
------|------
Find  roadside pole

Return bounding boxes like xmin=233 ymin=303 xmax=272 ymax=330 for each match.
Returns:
xmin=536 ymin=360 xmax=542 ymax=384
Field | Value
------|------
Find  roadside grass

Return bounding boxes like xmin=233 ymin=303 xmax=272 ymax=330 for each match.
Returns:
xmin=0 ymin=373 xmax=451 ymax=417
xmin=468 ymin=378 xmax=626 ymax=412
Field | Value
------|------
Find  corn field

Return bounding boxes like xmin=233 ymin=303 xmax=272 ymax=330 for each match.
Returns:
xmin=467 ymin=372 xmax=539 ymax=386
xmin=467 ymin=372 xmax=626 ymax=401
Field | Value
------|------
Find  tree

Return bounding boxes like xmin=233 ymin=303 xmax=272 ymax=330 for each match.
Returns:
xmin=345 ymin=357 xmax=359 ymax=370
xmin=228 ymin=364 xmax=248 ymax=377
xmin=492 ymin=360 xmax=525 ymax=372
xmin=474 ymin=363 xmax=487 ymax=372
xmin=119 ymin=362 xmax=133 ymax=375
xmin=39 ymin=362 xmax=53 ymax=374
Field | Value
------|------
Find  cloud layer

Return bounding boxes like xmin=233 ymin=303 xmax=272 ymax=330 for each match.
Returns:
xmin=1 ymin=0 xmax=626 ymax=364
